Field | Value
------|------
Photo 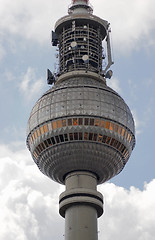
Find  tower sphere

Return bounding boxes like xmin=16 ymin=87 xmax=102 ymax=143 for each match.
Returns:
xmin=27 ymin=74 xmax=135 ymax=184
xmin=26 ymin=0 xmax=135 ymax=185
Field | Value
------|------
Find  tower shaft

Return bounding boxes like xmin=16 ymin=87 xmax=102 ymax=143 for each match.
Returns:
xmin=59 ymin=172 xmax=103 ymax=240
xmin=65 ymin=204 xmax=97 ymax=240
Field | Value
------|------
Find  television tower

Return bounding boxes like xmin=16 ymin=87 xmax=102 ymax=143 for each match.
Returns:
xmin=26 ymin=1 xmax=135 ymax=239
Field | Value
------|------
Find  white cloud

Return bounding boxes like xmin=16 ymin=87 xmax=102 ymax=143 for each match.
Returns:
xmin=107 ymin=76 xmax=122 ymax=94
xmin=0 ymin=143 xmax=64 ymax=240
xmin=0 ymin=143 xmax=155 ymax=240
xmin=4 ymin=71 xmax=16 ymax=82
xmin=0 ymin=0 xmax=69 ymax=44
xmin=19 ymin=67 xmax=44 ymax=101
xmin=98 ymin=181 xmax=155 ymax=240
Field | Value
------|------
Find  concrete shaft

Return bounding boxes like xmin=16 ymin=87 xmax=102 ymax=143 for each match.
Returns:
xmin=65 ymin=205 xmax=98 ymax=240
xmin=59 ymin=171 xmax=103 ymax=240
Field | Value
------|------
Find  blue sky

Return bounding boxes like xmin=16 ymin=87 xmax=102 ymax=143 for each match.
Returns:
xmin=0 ymin=0 xmax=155 ymax=239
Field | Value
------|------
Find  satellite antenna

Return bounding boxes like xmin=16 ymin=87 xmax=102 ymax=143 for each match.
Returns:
xmin=82 ymin=55 xmax=89 ymax=63
xmin=105 ymin=70 xmax=113 ymax=79
xmin=47 ymin=69 xmax=55 ymax=85
xmin=71 ymin=41 xmax=77 ymax=49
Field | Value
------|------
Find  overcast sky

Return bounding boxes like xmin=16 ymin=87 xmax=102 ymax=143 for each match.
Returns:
xmin=0 ymin=0 xmax=155 ymax=239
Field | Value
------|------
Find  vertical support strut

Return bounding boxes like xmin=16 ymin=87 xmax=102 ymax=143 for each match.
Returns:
xmin=103 ymin=28 xmax=114 ymax=74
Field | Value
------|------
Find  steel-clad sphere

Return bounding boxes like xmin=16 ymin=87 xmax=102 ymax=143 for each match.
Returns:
xmin=26 ymin=73 xmax=135 ymax=184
